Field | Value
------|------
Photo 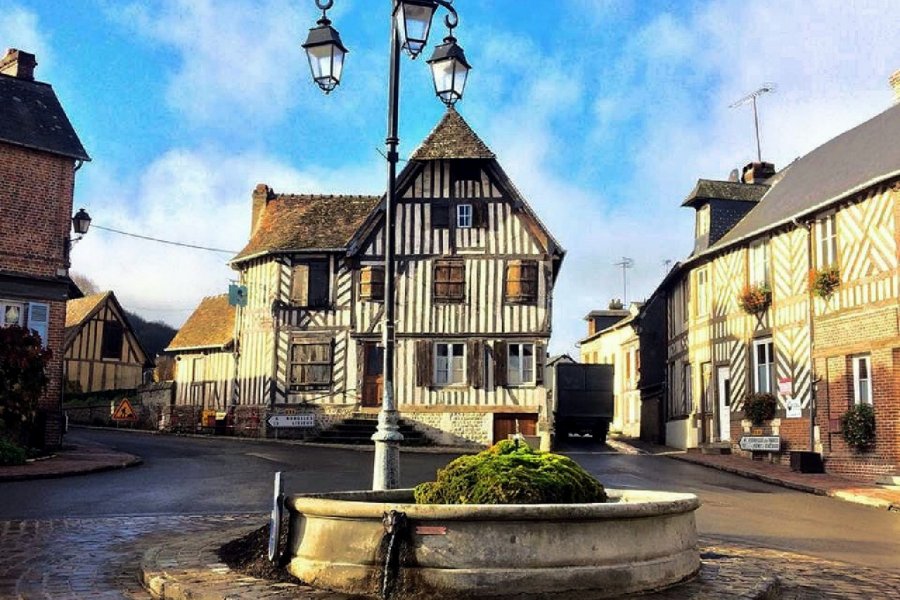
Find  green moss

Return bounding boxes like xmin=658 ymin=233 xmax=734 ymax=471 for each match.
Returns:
xmin=414 ymin=440 xmax=608 ymax=505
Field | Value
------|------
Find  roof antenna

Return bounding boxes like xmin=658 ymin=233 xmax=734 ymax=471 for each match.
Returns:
xmin=614 ymin=257 xmax=634 ymax=305
xmin=730 ymin=83 xmax=776 ymax=162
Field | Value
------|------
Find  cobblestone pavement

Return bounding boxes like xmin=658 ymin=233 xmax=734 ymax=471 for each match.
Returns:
xmin=4 ymin=513 xmax=900 ymax=599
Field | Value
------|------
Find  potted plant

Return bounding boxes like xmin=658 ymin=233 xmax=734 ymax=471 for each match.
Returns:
xmin=738 ymin=283 xmax=771 ymax=315
xmin=840 ymin=403 xmax=876 ymax=451
xmin=742 ymin=392 xmax=778 ymax=426
xmin=809 ymin=266 xmax=840 ymax=299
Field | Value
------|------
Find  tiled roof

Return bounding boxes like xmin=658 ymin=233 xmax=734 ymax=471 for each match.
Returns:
xmin=166 ymin=295 xmax=235 ymax=351
xmin=410 ymin=107 xmax=495 ymax=160
xmin=65 ymin=291 xmax=108 ymax=331
xmin=232 ymin=194 xmax=380 ymax=262
xmin=708 ymin=101 xmax=900 ymax=252
xmin=681 ymin=179 xmax=769 ymax=208
xmin=0 ymin=74 xmax=90 ymax=160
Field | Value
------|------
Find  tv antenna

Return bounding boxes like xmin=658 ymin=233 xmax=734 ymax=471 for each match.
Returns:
xmin=663 ymin=259 xmax=673 ymax=273
xmin=730 ymin=83 xmax=776 ymax=162
xmin=614 ymin=257 xmax=634 ymax=305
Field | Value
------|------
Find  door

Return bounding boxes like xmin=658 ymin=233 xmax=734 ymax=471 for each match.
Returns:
xmin=717 ymin=367 xmax=732 ymax=442
xmin=701 ymin=362 xmax=713 ymax=444
xmin=492 ymin=414 xmax=538 ymax=444
xmin=362 ymin=343 xmax=384 ymax=408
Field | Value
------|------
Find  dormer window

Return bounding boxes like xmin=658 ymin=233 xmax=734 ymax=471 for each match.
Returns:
xmin=696 ymin=205 xmax=710 ymax=237
xmin=457 ymin=203 xmax=472 ymax=228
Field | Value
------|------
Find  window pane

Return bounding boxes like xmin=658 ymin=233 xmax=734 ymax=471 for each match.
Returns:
xmin=859 ymin=378 xmax=870 ymax=404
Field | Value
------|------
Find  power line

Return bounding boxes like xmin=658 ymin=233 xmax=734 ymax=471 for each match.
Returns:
xmin=91 ymin=224 xmax=238 ymax=254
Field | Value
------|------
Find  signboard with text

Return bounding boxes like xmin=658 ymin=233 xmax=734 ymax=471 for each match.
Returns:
xmin=267 ymin=414 xmax=315 ymax=428
xmin=739 ymin=436 xmax=781 ymax=452
xmin=785 ymin=397 xmax=802 ymax=419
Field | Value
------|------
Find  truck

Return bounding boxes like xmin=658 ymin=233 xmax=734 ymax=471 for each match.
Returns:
xmin=547 ymin=361 xmax=614 ymax=444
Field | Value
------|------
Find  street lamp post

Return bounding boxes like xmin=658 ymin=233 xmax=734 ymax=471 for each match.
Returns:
xmin=302 ymin=0 xmax=470 ymax=490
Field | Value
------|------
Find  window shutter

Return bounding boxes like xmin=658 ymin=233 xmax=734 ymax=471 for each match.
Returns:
xmin=493 ymin=341 xmax=507 ymax=387
xmin=416 ymin=340 xmax=433 ymax=387
xmin=473 ymin=201 xmax=487 ymax=228
xmin=467 ymin=339 xmax=483 ymax=388
xmin=534 ymin=343 xmax=545 ymax=385
xmin=291 ymin=264 xmax=309 ymax=305
xmin=356 ymin=342 xmax=365 ymax=393
xmin=360 ymin=266 xmax=385 ymax=301
xmin=308 ymin=261 xmax=330 ymax=308
xmin=431 ymin=201 xmax=450 ymax=228
xmin=27 ymin=303 xmax=49 ymax=348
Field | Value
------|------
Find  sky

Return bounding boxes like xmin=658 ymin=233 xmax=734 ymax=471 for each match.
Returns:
xmin=3 ymin=0 xmax=899 ymax=356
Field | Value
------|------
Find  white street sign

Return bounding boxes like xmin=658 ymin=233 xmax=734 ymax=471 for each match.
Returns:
xmin=267 ymin=414 xmax=315 ymax=428
xmin=785 ymin=397 xmax=802 ymax=419
xmin=739 ymin=436 xmax=781 ymax=452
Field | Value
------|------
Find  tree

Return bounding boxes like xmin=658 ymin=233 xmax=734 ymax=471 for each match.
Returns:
xmin=0 ymin=326 xmax=52 ymax=447
xmin=70 ymin=272 xmax=100 ymax=295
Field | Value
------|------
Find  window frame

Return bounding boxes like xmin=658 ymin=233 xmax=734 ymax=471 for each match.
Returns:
xmin=696 ymin=267 xmax=709 ymax=317
xmin=815 ymin=212 xmax=838 ymax=269
xmin=433 ymin=259 xmax=466 ymax=303
xmin=456 ymin=203 xmax=473 ymax=229
xmin=852 ymin=354 xmax=872 ymax=405
xmin=506 ymin=342 xmax=535 ymax=387
xmin=682 ymin=363 xmax=692 ymax=415
xmin=752 ymin=338 xmax=775 ymax=394
xmin=290 ymin=259 xmax=331 ymax=309
xmin=433 ymin=341 xmax=466 ymax=387
xmin=749 ymin=239 xmax=770 ymax=287
xmin=1 ymin=300 xmax=26 ymax=328
xmin=101 ymin=321 xmax=124 ymax=360
xmin=289 ymin=339 xmax=333 ymax=390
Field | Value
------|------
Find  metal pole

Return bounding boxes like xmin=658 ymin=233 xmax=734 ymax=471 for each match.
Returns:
xmin=372 ymin=5 xmax=404 ymax=490
xmin=752 ymin=95 xmax=761 ymax=162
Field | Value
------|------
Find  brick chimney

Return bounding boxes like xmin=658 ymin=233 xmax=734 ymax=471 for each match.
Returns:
xmin=0 ymin=48 xmax=36 ymax=81
xmin=741 ymin=161 xmax=776 ymax=184
xmin=251 ymin=183 xmax=274 ymax=235
xmin=891 ymin=69 xmax=900 ymax=105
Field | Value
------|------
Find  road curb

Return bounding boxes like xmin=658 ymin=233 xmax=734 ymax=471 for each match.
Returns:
xmin=0 ymin=450 xmax=142 ymax=482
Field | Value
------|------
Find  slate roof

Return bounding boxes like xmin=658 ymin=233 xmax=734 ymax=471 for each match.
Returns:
xmin=708 ymin=101 xmax=900 ymax=253
xmin=166 ymin=295 xmax=236 ymax=351
xmin=410 ymin=107 xmax=495 ymax=160
xmin=0 ymin=73 xmax=90 ymax=160
xmin=65 ymin=291 xmax=108 ymax=333
xmin=232 ymin=194 xmax=380 ymax=263
xmin=681 ymin=179 xmax=769 ymax=208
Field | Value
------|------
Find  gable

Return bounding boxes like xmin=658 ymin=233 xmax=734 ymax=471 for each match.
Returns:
xmin=64 ymin=291 xmax=151 ymax=366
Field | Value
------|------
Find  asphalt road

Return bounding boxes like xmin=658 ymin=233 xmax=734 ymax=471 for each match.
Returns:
xmin=2 ymin=428 xmax=899 ymax=572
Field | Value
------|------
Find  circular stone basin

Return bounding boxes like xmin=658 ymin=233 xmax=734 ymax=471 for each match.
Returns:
xmin=285 ymin=488 xmax=700 ymax=599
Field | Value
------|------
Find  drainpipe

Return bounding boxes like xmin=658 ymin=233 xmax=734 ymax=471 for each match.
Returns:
xmin=793 ymin=217 xmax=818 ymax=453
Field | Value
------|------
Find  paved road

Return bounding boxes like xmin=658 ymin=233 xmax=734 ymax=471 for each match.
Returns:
xmin=1 ymin=428 xmax=898 ymax=600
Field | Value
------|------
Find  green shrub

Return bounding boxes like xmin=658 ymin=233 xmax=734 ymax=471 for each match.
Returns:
xmin=841 ymin=404 xmax=876 ymax=451
xmin=413 ymin=440 xmax=608 ymax=505
xmin=0 ymin=438 xmax=27 ymax=466
xmin=742 ymin=393 xmax=778 ymax=426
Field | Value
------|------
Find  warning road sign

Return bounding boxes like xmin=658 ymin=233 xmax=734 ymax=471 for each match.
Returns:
xmin=112 ymin=398 xmax=138 ymax=421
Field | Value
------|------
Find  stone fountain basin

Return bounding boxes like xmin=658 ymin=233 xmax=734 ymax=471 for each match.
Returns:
xmin=285 ymin=489 xmax=700 ymax=599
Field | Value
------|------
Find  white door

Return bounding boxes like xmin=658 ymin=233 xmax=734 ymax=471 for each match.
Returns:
xmin=716 ymin=367 xmax=731 ymax=442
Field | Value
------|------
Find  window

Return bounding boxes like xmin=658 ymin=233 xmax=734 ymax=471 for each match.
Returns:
xmin=434 ymin=342 xmax=465 ymax=386
xmin=852 ymin=355 xmax=872 ymax=405
xmin=507 ymin=343 xmax=535 ymax=385
xmin=291 ymin=260 xmax=330 ymax=308
xmin=682 ymin=363 xmax=692 ymax=415
xmin=431 ymin=201 xmax=451 ymax=228
xmin=457 ymin=204 xmax=472 ymax=229
xmin=289 ymin=340 xmax=333 ymax=389
xmin=681 ymin=277 xmax=690 ymax=323
xmin=1 ymin=301 xmax=25 ymax=327
xmin=505 ymin=260 xmax=538 ymax=303
xmin=696 ymin=268 xmax=709 ymax=317
xmin=2 ymin=301 xmax=50 ymax=348
xmin=433 ymin=260 xmax=465 ymax=302
xmin=696 ymin=205 xmax=710 ymax=237
xmin=101 ymin=321 xmax=124 ymax=360
xmin=749 ymin=240 xmax=769 ymax=286
xmin=753 ymin=338 xmax=774 ymax=394
xmin=816 ymin=212 xmax=837 ymax=269
xmin=359 ymin=265 xmax=384 ymax=301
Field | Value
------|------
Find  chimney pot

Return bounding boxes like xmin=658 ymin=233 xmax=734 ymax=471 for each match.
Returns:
xmin=741 ymin=161 xmax=776 ymax=184
xmin=890 ymin=69 xmax=900 ymax=105
xmin=0 ymin=48 xmax=37 ymax=81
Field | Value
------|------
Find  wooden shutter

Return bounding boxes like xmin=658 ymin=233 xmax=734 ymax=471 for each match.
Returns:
xmin=472 ymin=201 xmax=488 ymax=228
xmin=27 ymin=303 xmax=49 ymax=349
xmin=467 ymin=339 xmax=483 ymax=388
xmin=356 ymin=342 xmax=365 ymax=393
xmin=534 ymin=343 xmax=545 ymax=385
xmin=308 ymin=260 xmax=330 ymax=308
xmin=415 ymin=340 xmax=433 ymax=387
xmin=360 ymin=266 xmax=385 ymax=301
xmin=505 ymin=260 xmax=538 ymax=303
xmin=291 ymin=264 xmax=309 ymax=305
xmin=493 ymin=341 xmax=507 ymax=387
xmin=431 ymin=201 xmax=450 ymax=228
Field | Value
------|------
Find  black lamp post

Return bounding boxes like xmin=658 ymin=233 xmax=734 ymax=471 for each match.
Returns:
xmin=72 ymin=208 xmax=92 ymax=236
xmin=302 ymin=0 xmax=470 ymax=490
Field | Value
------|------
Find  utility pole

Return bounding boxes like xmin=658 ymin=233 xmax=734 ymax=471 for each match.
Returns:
xmin=730 ymin=84 xmax=776 ymax=162
xmin=614 ymin=257 xmax=634 ymax=305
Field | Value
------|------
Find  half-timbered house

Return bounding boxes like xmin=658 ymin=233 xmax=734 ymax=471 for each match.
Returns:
xmin=173 ymin=108 xmax=565 ymax=445
xmin=660 ymin=84 xmax=900 ymax=480
xmin=64 ymin=291 xmax=151 ymax=393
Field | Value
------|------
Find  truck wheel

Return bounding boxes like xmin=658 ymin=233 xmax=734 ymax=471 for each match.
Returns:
xmin=556 ymin=425 xmax=568 ymax=441
xmin=592 ymin=425 xmax=608 ymax=445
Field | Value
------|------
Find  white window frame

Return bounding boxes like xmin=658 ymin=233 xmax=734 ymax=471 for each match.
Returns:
xmin=752 ymin=338 xmax=774 ymax=394
xmin=1 ymin=300 xmax=26 ymax=327
xmin=696 ymin=267 xmax=709 ymax=317
xmin=434 ymin=342 xmax=466 ymax=386
xmin=507 ymin=343 xmax=535 ymax=386
xmin=815 ymin=212 xmax=837 ymax=269
xmin=749 ymin=240 xmax=769 ymax=287
xmin=456 ymin=203 xmax=473 ymax=229
xmin=852 ymin=355 xmax=872 ymax=405
xmin=696 ymin=205 xmax=710 ymax=236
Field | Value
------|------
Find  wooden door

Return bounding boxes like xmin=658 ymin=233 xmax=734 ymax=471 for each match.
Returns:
xmin=717 ymin=367 xmax=732 ymax=442
xmin=700 ymin=362 xmax=713 ymax=444
xmin=492 ymin=414 xmax=538 ymax=444
xmin=362 ymin=343 xmax=384 ymax=407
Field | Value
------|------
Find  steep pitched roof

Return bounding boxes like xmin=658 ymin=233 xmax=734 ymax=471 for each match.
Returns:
xmin=65 ymin=291 xmax=108 ymax=333
xmin=708 ymin=101 xmax=900 ymax=252
xmin=166 ymin=295 xmax=236 ymax=352
xmin=232 ymin=194 xmax=380 ymax=263
xmin=0 ymin=74 xmax=90 ymax=160
xmin=681 ymin=179 xmax=769 ymax=208
xmin=410 ymin=107 xmax=495 ymax=160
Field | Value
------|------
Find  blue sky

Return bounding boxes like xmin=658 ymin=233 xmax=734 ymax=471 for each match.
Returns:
xmin=3 ymin=0 xmax=899 ymax=354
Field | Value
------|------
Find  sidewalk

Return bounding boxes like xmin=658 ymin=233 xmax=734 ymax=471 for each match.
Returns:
xmin=612 ymin=437 xmax=900 ymax=511
xmin=0 ymin=441 xmax=141 ymax=482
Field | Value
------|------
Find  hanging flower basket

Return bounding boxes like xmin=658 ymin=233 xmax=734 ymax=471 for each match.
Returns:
xmin=738 ymin=283 xmax=771 ymax=315
xmin=809 ymin=266 xmax=840 ymax=299
xmin=742 ymin=393 xmax=778 ymax=426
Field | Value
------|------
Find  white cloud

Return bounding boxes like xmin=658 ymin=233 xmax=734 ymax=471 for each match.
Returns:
xmin=0 ymin=2 xmax=51 ymax=71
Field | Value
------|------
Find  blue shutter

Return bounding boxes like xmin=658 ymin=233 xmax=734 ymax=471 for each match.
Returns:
xmin=28 ymin=302 xmax=50 ymax=348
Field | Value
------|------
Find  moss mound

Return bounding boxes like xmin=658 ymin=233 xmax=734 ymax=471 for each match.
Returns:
xmin=413 ymin=440 xmax=608 ymax=504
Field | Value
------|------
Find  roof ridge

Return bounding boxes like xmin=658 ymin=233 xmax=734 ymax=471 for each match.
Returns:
xmin=410 ymin=107 xmax=495 ymax=161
